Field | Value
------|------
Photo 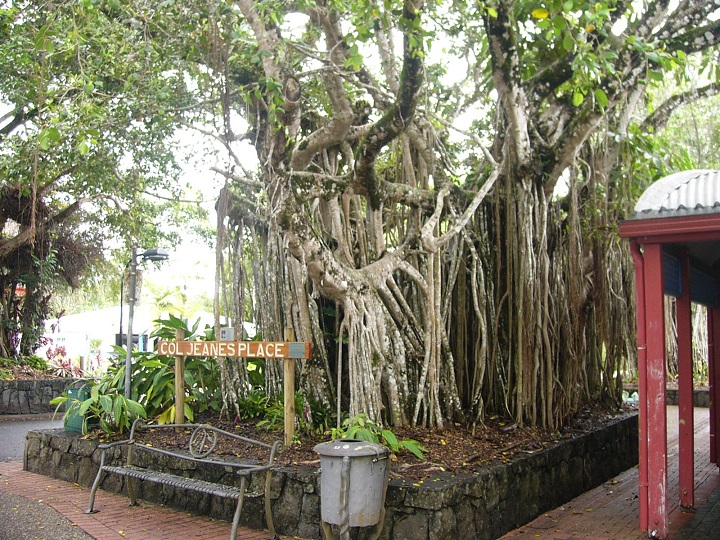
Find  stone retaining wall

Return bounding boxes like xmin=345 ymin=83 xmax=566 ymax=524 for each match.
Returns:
xmin=623 ymin=384 xmax=710 ymax=408
xmin=24 ymin=413 xmax=638 ymax=540
xmin=0 ymin=379 xmax=77 ymax=415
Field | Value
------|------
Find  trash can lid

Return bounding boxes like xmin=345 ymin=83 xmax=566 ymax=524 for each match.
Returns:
xmin=313 ymin=439 xmax=388 ymax=458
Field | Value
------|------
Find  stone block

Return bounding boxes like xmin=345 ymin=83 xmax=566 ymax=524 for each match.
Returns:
xmin=391 ymin=510 xmax=428 ymax=540
xmin=273 ymin=477 xmax=303 ymax=536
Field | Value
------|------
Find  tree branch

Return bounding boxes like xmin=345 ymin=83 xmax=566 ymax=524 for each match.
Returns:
xmin=355 ymin=0 xmax=426 ymax=210
xmin=290 ymin=6 xmax=354 ymax=171
xmin=0 ymin=107 xmax=37 ymax=143
xmin=0 ymin=194 xmax=126 ymax=259
xmin=642 ymin=83 xmax=720 ymax=132
xmin=484 ymin=1 xmax=531 ymax=165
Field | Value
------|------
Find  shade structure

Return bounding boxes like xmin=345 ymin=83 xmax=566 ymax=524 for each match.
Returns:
xmin=619 ymin=170 xmax=720 ymax=539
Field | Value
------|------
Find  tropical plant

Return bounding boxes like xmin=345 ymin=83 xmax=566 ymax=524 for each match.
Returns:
xmin=69 ymin=313 xmax=225 ymax=426
xmin=150 ymin=314 xmax=223 ymax=420
xmin=22 ymin=354 xmax=48 ymax=371
xmin=329 ymin=414 xmax=426 ymax=460
xmin=0 ymin=357 xmax=15 ymax=380
xmin=198 ymin=0 xmax=720 ymax=433
xmin=51 ymin=381 xmax=146 ymax=435
xmin=236 ymin=389 xmax=272 ymax=421
xmin=9 ymin=0 xmax=720 ymax=434
xmin=45 ymin=344 xmax=82 ymax=378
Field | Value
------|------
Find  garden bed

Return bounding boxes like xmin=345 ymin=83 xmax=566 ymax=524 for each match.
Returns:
xmin=24 ymin=407 xmax=638 ymax=540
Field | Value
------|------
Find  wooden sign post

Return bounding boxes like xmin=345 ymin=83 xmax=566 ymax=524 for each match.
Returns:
xmin=284 ymin=327 xmax=296 ymax=448
xmin=158 ymin=338 xmax=312 ymax=446
xmin=174 ymin=328 xmax=185 ymax=424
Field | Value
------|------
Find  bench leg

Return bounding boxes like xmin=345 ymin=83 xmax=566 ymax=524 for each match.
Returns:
xmin=127 ymin=476 xmax=139 ymax=506
xmin=230 ymin=475 xmax=247 ymax=540
xmin=264 ymin=469 xmax=277 ymax=538
xmin=86 ymin=467 xmax=105 ymax=514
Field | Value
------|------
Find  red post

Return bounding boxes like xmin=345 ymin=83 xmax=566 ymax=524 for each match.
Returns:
xmin=643 ymin=243 xmax=668 ymax=538
xmin=630 ymin=242 xmax=649 ymax=531
xmin=709 ymin=307 xmax=720 ymax=465
xmin=677 ymin=250 xmax=694 ymax=508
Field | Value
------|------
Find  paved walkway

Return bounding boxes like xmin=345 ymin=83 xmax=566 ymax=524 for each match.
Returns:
xmin=0 ymin=460 xmax=295 ymax=539
xmin=1 ymin=407 xmax=719 ymax=539
xmin=501 ymin=407 xmax=720 ymax=539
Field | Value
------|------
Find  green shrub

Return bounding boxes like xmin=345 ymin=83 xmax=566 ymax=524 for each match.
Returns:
xmin=51 ymin=381 xmax=146 ymax=435
xmin=237 ymin=389 xmax=272 ymax=420
xmin=329 ymin=413 xmax=426 ymax=459
xmin=23 ymin=355 xmax=48 ymax=370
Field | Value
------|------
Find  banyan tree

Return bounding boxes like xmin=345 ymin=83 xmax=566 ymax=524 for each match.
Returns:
xmin=195 ymin=0 xmax=720 ymax=430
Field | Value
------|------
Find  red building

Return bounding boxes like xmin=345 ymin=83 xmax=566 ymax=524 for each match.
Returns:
xmin=619 ymin=170 xmax=720 ymax=538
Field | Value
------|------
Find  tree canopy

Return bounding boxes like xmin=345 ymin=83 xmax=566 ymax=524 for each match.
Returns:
xmin=3 ymin=0 xmax=720 ymax=429
xmin=0 ymin=0 xmax=207 ymax=357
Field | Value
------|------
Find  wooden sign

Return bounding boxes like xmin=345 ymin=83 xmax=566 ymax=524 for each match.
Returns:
xmin=157 ymin=340 xmax=311 ymax=359
xmin=160 ymin=335 xmax=309 ymax=447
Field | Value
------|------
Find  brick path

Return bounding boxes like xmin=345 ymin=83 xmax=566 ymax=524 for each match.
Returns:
xmin=0 ymin=460 xmax=295 ymax=539
xmin=501 ymin=407 xmax=720 ymax=539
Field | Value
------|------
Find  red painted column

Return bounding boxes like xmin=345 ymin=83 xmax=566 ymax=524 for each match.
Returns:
xmin=643 ymin=243 xmax=668 ymax=538
xmin=630 ymin=242 xmax=649 ymax=531
xmin=677 ymin=251 xmax=694 ymax=508
xmin=709 ymin=307 xmax=720 ymax=465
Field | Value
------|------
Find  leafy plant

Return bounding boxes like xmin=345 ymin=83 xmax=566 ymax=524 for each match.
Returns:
xmin=51 ymin=381 xmax=146 ymax=435
xmin=297 ymin=393 xmax=335 ymax=435
xmin=23 ymin=354 xmax=49 ymax=371
xmin=0 ymin=357 xmax=13 ymax=380
xmin=236 ymin=390 xmax=272 ymax=421
xmin=257 ymin=396 xmax=284 ymax=431
xmin=84 ymin=314 xmax=224 ymax=426
xmin=329 ymin=414 xmax=426 ymax=459
xmin=149 ymin=314 xmax=223 ymax=421
xmin=250 ymin=391 xmax=336 ymax=435
xmin=46 ymin=345 xmax=83 ymax=378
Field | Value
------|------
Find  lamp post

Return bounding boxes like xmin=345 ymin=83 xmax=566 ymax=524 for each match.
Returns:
xmin=121 ymin=247 xmax=169 ymax=399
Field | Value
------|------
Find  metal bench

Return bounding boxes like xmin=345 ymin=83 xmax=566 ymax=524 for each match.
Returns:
xmin=86 ymin=418 xmax=282 ymax=539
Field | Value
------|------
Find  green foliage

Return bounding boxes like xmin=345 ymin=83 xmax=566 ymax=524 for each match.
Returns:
xmin=329 ymin=414 xmax=426 ymax=459
xmin=51 ymin=382 xmax=146 ymax=435
xmin=297 ymin=393 xmax=335 ymax=434
xmin=236 ymin=389 xmax=272 ymax=420
xmin=0 ymin=0 xmax=212 ymax=359
xmin=242 ymin=391 xmax=335 ymax=436
xmin=0 ymin=355 xmax=50 ymax=379
xmin=256 ymin=397 xmax=285 ymax=431
xmin=0 ymin=357 xmax=14 ymax=380
xmin=22 ymin=354 xmax=48 ymax=371
xmin=146 ymin=314 xmax=222 ymax=420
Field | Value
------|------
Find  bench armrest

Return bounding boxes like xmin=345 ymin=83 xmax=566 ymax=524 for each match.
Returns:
xmin=97 ymin=439 xmax=133 ymax=450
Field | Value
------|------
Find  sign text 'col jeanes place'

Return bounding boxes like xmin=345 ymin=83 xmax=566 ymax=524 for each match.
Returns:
xmin=157 ymin=340 xmax=311 ymax=359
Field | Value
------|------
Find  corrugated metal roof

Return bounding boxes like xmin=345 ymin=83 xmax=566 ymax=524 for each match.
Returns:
xmin=630 ymin=169 xmax=720 ymax=220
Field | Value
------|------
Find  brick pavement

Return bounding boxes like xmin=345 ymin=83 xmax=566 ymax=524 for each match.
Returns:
xmin=0 ymin=460 xmax=294 ymax=539
xmin=501 ymin=407 xmax=720 ymax=539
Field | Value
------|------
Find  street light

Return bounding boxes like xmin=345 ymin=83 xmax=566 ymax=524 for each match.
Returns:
xmin=120 ymin=247 xmax=169 ymax=398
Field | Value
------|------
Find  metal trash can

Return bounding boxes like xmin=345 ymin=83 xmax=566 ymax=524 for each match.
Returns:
xmin=313 ymin=439 xmax=389 ymax=528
